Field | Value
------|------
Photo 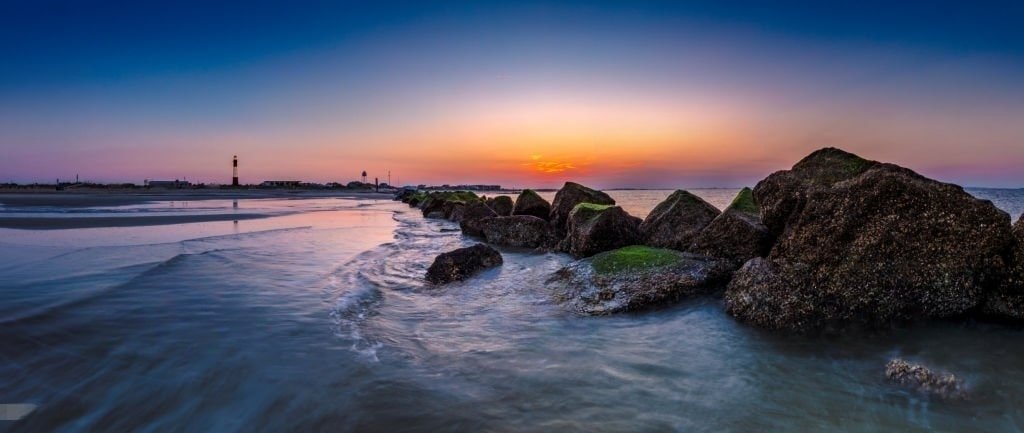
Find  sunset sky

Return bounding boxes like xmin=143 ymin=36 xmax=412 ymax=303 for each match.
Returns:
xmin=2 ymin=1 xmax=1023 ymax=188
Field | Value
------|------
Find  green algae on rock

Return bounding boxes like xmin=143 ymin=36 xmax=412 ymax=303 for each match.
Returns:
xmin=726 ymin=148 xmax=1015 ymax=332
xmin=550 ymin=182 xmax=615 ymax=233
xmin=688 ymin=187 xmax=772 ymax=266
xmin=550 ymin=247 xmax=732 ymax=315
xmin=591 ymin=245 xmax=682 ymax=274
xmin=560 ymin=204 xmax=642 ymax=258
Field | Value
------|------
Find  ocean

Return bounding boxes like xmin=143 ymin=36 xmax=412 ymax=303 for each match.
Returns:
xmin=1 ymin=189 xmax=1023 ymax=432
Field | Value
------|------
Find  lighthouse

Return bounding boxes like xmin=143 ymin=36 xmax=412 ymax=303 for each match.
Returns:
xmin=232 ymin=155 xmax=239 ymax=186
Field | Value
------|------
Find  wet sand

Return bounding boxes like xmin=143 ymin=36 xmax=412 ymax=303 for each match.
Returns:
xmin=0 ymin=213 xmax=272 ymax=230
xmin=0 ymin=190 xmax=395 ymax=230
xmin=0 ymin=190 xmax=395 ymax=208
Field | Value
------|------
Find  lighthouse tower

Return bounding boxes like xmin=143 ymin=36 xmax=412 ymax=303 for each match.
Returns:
xmin=232 ymin=155 xmax=239 ymax=186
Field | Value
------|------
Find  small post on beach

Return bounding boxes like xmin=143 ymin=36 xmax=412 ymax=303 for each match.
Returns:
xmin=375 ymin=177 xmax=379 ymax=192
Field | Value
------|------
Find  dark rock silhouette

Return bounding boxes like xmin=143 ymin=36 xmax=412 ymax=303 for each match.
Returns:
xmin=550 ymin=246 xmax=732 ymax=315
xmin=885 ymin=358 xmax=968 ymax=401
xmin=459 ymin=201 xmax=499 ymax=237
xmin=512 ymin=189 xmax=551 ymax=220
xmin=490 ymin=196 xmax=515 ymax=217
xmin=640 ymin=190 xmax=720 ymax=251
xmin=726 ymin=148 xmax=1014 ymax=332
xmin=426 ymin=244 xmax=503 ymax=284
xmin=481 ymin=215 xmax=559 ymax=249
xmin=560 ymin=203 xmax=642 ymax=258
xmin=550 ymin=182 xmax=615 ymax=233
xmin=689 ymin=187 xmax=772 ymax=266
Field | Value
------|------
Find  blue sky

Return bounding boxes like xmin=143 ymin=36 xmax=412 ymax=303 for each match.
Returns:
xmin=2 ymin=1 xmax=1023 ymax=187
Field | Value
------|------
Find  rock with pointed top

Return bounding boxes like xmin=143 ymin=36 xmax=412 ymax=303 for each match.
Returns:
xmin=550 ymin=182 xmax=615 ymax=233
xmin=512 ymin=189 xmax=550 ymax=220
xmin=490 ymin=195 xmax=515 ymax=216
xmin=689 ymin=187 xmax=772 ymax=266
xmin=560 ymin=203 xmax=642 ymax=258
xmin=639 ymin=190 xmax=720 ymax=251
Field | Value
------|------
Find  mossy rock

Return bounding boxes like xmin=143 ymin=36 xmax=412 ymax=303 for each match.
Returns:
xmin=591 ymin=245 xmax=682 ymax=274
xmin=561 ymin=204 xmax=642 ymax=258
xmin=727 ymin=187 xmax=759 ymax=215
xmin=549 ymin=246 xmax=732 ymax=315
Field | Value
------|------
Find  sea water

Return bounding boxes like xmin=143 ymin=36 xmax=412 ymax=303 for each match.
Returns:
xmin=1 ymin=190 xmax=1023 ymax=432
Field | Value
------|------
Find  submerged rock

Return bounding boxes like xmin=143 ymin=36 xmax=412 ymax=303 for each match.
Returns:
xmin=425 ymin=244 xmax=503 ymax=284
xmin=512 ymin=189 xmax=551 ymax=220
xmin=550 ymin=182 xmax=615 ymax=233
xmin=639 ymin=190 xmax=720 ymax=251
xmin=689 ymin=187 xmax=772 ymax=266
xmin=725 ymin=148 xmax=1014 ymax=332
xmin=490 ymin=196 xmax=515 ymax=217
xmin=560 ymin=203 xmax=642 ymax=258
xmin=459 ymin=201 xmax=499 ymax=237
xmin=481 ymin=215 xmax=559 ymax=249
xmin=550 ymin=246 xmax=732 ymax=315
xmin=885 ymin=358 xmax=968 ymax=401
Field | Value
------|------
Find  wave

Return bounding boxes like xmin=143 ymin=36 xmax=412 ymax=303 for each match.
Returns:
xmin=0 ymin=248 xmax=237 ymax=327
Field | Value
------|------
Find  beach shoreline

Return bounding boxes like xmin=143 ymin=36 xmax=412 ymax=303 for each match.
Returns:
xmin=0 ymin=189 xmax=395 ymax=208
xmin=0 ymin=190 xmax=396 ymax=230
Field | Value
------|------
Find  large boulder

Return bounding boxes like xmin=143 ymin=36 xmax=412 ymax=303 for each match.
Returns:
xmin=425 ymin=244 xmax=503 ymax=284
xmin=983 ymin=215 xmax=1024 ymax=319
xmin=725 ymin=148 xmax=1014 ymax=332
xmin=639 ymin=190 xmax=720 ymax=250
xmin=885 ymin=358 xmax=968 ymax=401
xmin=560 ymin=203 xmax=642 ymax=258
xmin=481 ymin=215 xmax=559 ymax=249
xmin=689 ymin=187 xmax=773 ymax=266
xmin=550 ymin=182 xmax=615 ymax=233
xmin=459 ymin=201 xmax=499 ymax=237
xmin=512 ymin=189 xmax=551 ymax=220
xmin=755 ymin=147 xmax=879 ymax=235
xmin=550 ymin=246 xmax=732 ymax=315
xmin=490 ymin=196 xmax=515 ymax=217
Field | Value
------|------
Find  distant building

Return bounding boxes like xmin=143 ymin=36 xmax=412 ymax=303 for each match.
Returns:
xmin=260 ymin=180 xmax=301 ymax=188
xmin=147 ymin=180 xmax=190 ymax=189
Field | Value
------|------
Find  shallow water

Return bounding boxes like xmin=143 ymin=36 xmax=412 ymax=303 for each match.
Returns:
xmin=1 ymin=191 xmax=1023 ymax=432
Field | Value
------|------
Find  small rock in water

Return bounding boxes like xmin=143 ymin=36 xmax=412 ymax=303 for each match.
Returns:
xmin=425 ymin=244 xmax=503 ymax=284
xmin=885 ymin=358 xmax=968 ymax=401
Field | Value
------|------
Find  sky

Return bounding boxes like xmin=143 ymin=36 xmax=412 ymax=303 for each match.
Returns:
xmin=1 ymin=0 xmax=1023 ymax=188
